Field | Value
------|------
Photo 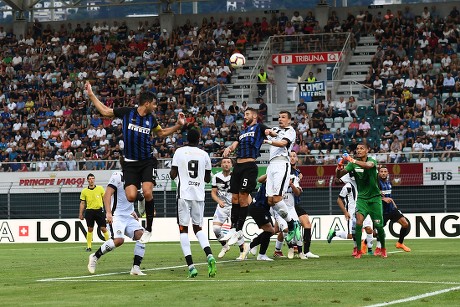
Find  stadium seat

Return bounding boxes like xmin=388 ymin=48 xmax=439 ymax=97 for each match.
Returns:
xmin=402 ymin=147 xmax=412 ymax=153
xmin=366 ymin=106 xmax=376 ymax=117
xmin=310 ymin=128 xmax=317 ymax=134
xmin=422 ymin=125 xmax=430 ymax=132
xmin=333 ymin=117 xmax=344 ymax=123
xmin=409 ymin=157 xmax=419 ymax=163
xmin=310 ymin=149 xmax=320 ymax=157
xmin=357 ymin=106 xmax=367 ymax=118
xmin=331 ymin=149 xmax=340 ymax=155
xmin=343 ymin=117 xmax=353 ymax=124
xmin=452 ymin=157 xmax=460 ymax=162
xmin=333 ymin=122 xmax=343 ymax=129
xmin=430 ymin=157 xmax=440 ymax=162
xmin=324 ymin=118 xmax=333 ymax=124
xmin=420 ymin=157 xmax=429 ymax=162
xmin=224 ymin=141 xmax=233 ymax=147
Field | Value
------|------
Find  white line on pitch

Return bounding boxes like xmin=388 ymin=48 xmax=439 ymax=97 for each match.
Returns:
xmin=364 ymin=285 xmax=460 ymax=307
xmin=37 ymin=259 xmax=243 ymax=282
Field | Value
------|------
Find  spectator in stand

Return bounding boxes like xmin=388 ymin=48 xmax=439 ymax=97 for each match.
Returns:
xmin=333 ymin=97 xmax=347 ymax=118
xmin=358 ymin=118 xmax=371 ymax=137
xmin=347 ymin=117 xmax=359 ymax=138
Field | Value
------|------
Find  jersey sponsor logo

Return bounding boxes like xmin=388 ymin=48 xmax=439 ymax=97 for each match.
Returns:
xmin=188 ymin=181 xmax=200 ymax=186
xmin=355 ymin=168 xmax=364 ymax=173
xmin=128 ymin=123 xmax=150 ymax=134
xmin=239 ymin=131 xmax=255 ymax=140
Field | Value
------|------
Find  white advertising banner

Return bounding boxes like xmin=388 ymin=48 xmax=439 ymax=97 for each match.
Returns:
xmin=1 ymin=213 xmax=458 ymax=243
xmin=423 ymin=162 xmax=460 ymax=186
xmin=0 ymin=169 xmax=172 ymax=193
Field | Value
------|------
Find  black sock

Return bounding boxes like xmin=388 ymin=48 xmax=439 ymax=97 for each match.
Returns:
xmin=250 ymin=235 xmax=261 ymax=249
xmin=231 ymin=203 xmax=240 ymax=229
xmin=237 ymin=206 xmax=248 ymax=231
xmin=220 ymin=240 xmax=227 ymax=246
xmin=259 ymin=231 xmax=272 ymax=255
xmin=399 ymin=227 xmax=409 ymax=244
xmin=185 ymin=255 xmax=193 ymax=266
xmin=95 ymin=248 xmax=103 ymax=259
xmin=297 ymin=245 xmax=303 ymax=254
xmin=287 ymin=220 xmax=295 ymax=231
xmin=203 ymin=246 xmax=212 ymax=257
xmin=145 ymin=199 xmax=155 ymax=232
xmin=303 ymin=228 xmax=311 ymax=253
xmin=133 ymin=255 xmax=143 ymax=266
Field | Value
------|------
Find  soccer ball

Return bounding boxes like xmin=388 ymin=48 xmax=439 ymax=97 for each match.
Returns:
xmin=230 ymin=53 xmax=246 ymax=68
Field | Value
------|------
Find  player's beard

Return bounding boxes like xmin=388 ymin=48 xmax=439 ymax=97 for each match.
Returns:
xmin=245 ymin=117 xmax=254 ymax=126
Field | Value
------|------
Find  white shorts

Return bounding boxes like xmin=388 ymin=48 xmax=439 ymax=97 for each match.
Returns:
xmin=177 ymin=198 xmax=205 ymax=227
xmin=266 ymin=159 xmax=291 ymax=197
xmin=111 ymin=215 xmax=144 ymax=240
xmin=363 ymin=215 xmax=373 ymax=228
xmin=347 ymin=205 xmax=357 ymax=235
xmin=213 ymin=204 xmax=231 ymax=224
xmin=271 ymin=206 xmax=299 ymax=231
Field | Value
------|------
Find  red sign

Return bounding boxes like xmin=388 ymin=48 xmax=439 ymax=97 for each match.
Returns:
xmin=19 ymin=226 xmax=29 ymax=236
xmin=298 ymin=163 xmax=423 ymax=188
xmin=272 ymin=52 xmax=342 ymax=65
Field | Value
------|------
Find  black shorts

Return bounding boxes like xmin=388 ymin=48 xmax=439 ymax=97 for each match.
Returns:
xmin=295 ymin=204 xmax=307 ymax=217
xmin=384 ymin=209 xmax=404 ymax=225
xmin=122 ymin=159 xmax=156 ymax=189
xmin=85 ymin=209 xmax=106 ymax=228
xmin=249 ymin=204 xmax=273 ymax=228
xmin=229 ymin=161 xmax=258 ymax=194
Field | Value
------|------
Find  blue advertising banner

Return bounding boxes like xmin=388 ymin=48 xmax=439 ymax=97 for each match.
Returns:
xmin=298 ymin=81 xmax=326 ymax=102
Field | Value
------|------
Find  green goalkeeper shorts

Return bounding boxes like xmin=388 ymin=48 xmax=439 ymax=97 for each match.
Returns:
xmin=356 ymin=197 xmax=384 ymax=227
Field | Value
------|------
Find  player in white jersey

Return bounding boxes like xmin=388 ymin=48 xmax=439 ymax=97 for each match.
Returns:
xmin=263 ymin=110 xmax=300 ymax=243
xmin=87 ymin=169 xmax=147 ymax=275
xmin=170 ymin=129 xmax=217 ymax=278
xmin=327 ymin=171 xmax=374 ymax=256
xmin=271 ymin=166 xmax=303 ymax=259
xmin=211 ymin=158 xmax=247 ymax=259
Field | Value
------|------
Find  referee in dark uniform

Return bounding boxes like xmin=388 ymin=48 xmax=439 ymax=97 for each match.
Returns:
xmin=222 ymin=107 xmax=274 ymax=244
xmin=85 ymin=81 xmax=185 ymax=243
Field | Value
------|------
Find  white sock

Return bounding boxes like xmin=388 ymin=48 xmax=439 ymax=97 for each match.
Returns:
xmin=213 ymin=225 xmax=222 ymax=240
xmin=376 ymin=241 xmax=382 ymax=248
xmin=367 ymin=234 xmax=374 ymax=248
xmin=336 ymin=230 xmax=348 ymax=239
xmin=180 ymin=233 xmax=192 ymax=257
xmin=195 ymin=230 xmax=211 ymax=250
xmin=134 ymin=241 xmax=145 ymax=258
xmin=100 ymin=239 xmax=116 ymax=255
xmin=236 ymin=235 xmax=245 ymax=246
xmin=275 ymin=239 xmax=283 ymax=250
xmin=273 ymin=200 xmax=292 ymax=222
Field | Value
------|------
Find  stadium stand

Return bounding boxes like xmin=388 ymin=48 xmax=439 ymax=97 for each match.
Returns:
xmin=0 ymin=4 xmax=460 ymax=172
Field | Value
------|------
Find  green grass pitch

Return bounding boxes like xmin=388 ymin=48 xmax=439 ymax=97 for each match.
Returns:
xmin=0 ymin=239 xmax=459 ymax=306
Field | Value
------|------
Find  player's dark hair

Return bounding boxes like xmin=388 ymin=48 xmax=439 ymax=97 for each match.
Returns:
xmin=245 ymin=107 xmax=258 ymax=115
xmin=221 ymin=157 xmax=233 ymax=165
xmin=87 ymin=173 xmax=95 ymax=179
xmin=279 ymin=110 xmax=292 ymax=119
xmin=379 ymin=164 xmax=388 ymax=170
xmin=139 ymin=91 xmax=157 ymax=106
xmin=187 ymin=128 xmax=200 ymax=145
xmin=358 ymin=142 xmax=370 ymax=149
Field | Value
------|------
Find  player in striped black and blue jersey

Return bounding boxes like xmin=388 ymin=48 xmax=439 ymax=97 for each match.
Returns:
xmin=244 ymin=174 xmax=276 ymax=261
xmin=85 ymin=81 xmax=185 ymax=244
xmin=375 ymin=165 xmax=411 ymax=255
xmin=221 ymin=108 xmax=274 ymax=248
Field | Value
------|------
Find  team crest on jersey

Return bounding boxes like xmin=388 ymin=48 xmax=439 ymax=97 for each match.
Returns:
xmin=146 ymin=121 xmax=149 ymax=126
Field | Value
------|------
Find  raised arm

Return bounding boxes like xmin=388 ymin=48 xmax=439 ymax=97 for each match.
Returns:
xmin=85 ymin=81 xmax=115 ymax=118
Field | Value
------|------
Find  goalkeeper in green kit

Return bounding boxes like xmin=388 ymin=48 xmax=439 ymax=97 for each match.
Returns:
xmin=336 ymin=143 xmax=387 ymax=259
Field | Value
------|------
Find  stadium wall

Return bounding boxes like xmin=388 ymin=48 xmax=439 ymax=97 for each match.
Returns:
xmin=1 ymin=213 xmax=459 ymax=243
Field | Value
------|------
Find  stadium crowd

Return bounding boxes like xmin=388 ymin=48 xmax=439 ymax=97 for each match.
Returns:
xmin=0 ymin=5 xmax=460 ymax=172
